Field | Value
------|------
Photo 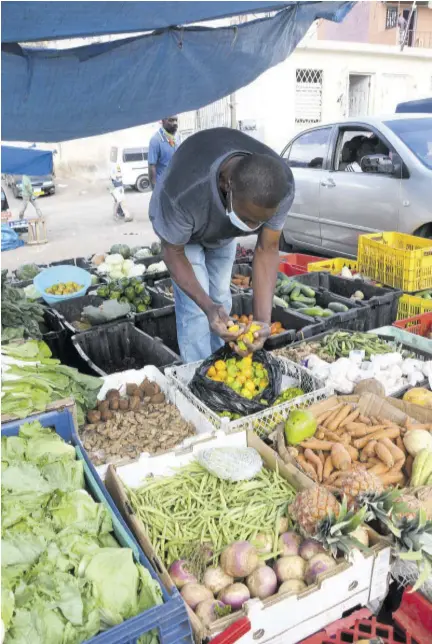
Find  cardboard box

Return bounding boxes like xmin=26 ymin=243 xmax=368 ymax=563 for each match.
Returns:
xmin=105 ymin=430 xmax=391 ymax=644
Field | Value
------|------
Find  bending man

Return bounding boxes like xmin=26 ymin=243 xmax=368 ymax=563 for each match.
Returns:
xmin=149 ymin=127 xmax=294 ymax=362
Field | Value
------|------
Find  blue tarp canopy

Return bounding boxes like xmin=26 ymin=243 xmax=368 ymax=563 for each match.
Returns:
xmin=396 ymin=98 xmax=432 ymax=114
xmin=2 ymin=1 xmax=353 ymax=142
xmin=1 ymin=145 xmax=53 ymax=176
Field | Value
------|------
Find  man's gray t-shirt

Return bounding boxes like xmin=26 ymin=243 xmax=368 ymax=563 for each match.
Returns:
xmin=149 ymin=128 xmax=294 ymax=249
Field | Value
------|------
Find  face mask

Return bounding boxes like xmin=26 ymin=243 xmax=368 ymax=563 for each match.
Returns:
xmin=226 ymin=189 xmax=262 ymax=232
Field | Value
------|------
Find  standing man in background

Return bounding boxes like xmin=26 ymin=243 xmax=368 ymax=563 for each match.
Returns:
xmin=148 ymin=117 xmax=179 ymax=189
xmin=19 ymin=175 xmax=42 ymax=219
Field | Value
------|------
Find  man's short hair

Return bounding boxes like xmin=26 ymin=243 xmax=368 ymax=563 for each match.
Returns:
xmin=231 ymin=154 xmax=294 ymax=208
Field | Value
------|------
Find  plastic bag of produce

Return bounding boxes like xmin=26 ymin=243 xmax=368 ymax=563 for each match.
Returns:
xmin=189 ymin=346 xmax=282 ymax=416
xmin=197 ymin=447 xmax=263 ymax=481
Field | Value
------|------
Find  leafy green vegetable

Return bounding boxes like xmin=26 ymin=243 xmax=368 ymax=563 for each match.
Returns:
xmin=15 ymin=264 xmax=42 ymax=281
xmin=2 ymin=422 xmax=164 ymax=643
xmin=1 ymin=272 xmax=46 ymax=342
xmin=1 ymin=342 xmax=102 ymax=425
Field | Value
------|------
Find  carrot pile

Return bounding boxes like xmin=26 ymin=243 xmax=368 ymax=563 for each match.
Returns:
xmin=277 ymin=401 xmax=432 ymax=489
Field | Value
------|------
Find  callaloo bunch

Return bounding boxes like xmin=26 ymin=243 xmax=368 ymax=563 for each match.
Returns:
xmin=1 ymin=270 xmax=46 ymax=342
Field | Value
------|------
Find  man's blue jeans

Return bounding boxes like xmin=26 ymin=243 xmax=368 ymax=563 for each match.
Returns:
xmin=172 ymin=240 xmax=237 ymax=363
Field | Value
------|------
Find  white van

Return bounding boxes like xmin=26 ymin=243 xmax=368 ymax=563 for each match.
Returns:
xmin=110 ymin=146 xmax=150 ymax=192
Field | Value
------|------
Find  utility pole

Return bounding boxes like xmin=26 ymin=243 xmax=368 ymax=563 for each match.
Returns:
xmin=229 ymin=14 xmax=248 ymax=129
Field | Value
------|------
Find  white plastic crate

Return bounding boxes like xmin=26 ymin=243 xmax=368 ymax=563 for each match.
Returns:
xmin=80 ymin=365 xmax=216 ymax=477
xmin=165 ymin=356 xmax=333 ymax=434
xmin=106 ymin=431 xmax=391 ymax=644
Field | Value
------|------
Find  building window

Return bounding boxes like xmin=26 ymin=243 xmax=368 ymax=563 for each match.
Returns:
xmin=295 ymin=69 xmax=323 ymax=125
xmin=386 ymin=6 xmax=398 ymax=30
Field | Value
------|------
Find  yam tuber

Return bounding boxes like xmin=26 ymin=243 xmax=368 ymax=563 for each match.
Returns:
xmin=323 ymin=455 xmax=334 ymax=480
xmin=331 ymin=443 xmax=351 ymax=471
xmin=327 ymin=404 xmax=353 ymax=431
xmin=375 ymin=441 xmax=395 ymax=468
xmin=304 ymin=449 xmax=323 ymax=482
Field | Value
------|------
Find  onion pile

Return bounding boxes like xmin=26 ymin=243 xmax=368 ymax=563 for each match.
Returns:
xmin=170 ymin=534 xmax=339 ymax=628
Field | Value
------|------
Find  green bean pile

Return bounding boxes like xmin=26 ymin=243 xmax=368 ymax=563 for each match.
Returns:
xmin=127 ymin=461 xmax=296 ymax=565
xmin=321 ymin=331 xmax=393 ymax=359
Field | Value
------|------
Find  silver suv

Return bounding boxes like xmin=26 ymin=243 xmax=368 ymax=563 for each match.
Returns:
xmin=280 ymin=114 xmax=432 ymax=257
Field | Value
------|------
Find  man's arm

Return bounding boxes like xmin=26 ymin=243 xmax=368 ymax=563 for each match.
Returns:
xmin=148 ymin=137 xmax=159 ymax=189
xmin=253 ymin=227 xmax=281 ymax=323
xmin=236 ymin=227 xmax=280 ymax=355
xmin=162 ymin=241 xmax=241 ymax=342
xmin=149 ymin=164 xmax=157 ymax=189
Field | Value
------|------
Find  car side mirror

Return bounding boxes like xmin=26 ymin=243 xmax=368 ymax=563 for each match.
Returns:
xmin=360 ymin=154 xmax=394 ymax=175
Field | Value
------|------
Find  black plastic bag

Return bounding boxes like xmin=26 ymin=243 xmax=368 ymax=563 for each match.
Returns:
xmin=189 ymin=346 xmax=282 ymax=416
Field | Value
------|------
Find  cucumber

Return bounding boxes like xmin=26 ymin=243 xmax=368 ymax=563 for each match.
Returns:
xmin=290 ymin=301 xmax=308 ymax=309
xmin=301 ymin=307 xmax=325 ymax=317
xmin=300 ymin=285 xmax=316 ymax=298
xmin=273 ymin=295 xmax=288 ymax=309
xmin=281 ymin=282 xmax=296 ymax=296
xmin=290 ymin=287 xmax=302 ymax=300
xmin=328 ymin=302 xmax=349 ymax=313
xmin=295 ymin=295 xmax=316 ymax=305
xmin=321 ymin=309 xmax=334 ymax=318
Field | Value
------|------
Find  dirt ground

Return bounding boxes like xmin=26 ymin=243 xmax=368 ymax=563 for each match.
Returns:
xmin=2 ymin=177 xmax=157 ymax=271
xmin=2 ymin=177 xmax=258 ymax=271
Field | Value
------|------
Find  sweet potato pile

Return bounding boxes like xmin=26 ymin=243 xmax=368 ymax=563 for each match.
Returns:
xmin=277 ymin=401 xmax=428 ymax=489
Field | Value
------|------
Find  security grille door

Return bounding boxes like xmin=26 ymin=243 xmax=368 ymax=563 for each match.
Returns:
xmin=295 ymin=69 xmax=323 ymax=125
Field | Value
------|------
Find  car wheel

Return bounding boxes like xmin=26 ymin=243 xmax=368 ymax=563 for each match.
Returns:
xmin=414 ymin=223 xmax=432 ymax=239
xmin=135 ymin=175 xmax=150 ymax=192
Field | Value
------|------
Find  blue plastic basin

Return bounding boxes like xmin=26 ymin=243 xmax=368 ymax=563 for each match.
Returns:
xmin=34 ymin=265 xmax=92 ymax=304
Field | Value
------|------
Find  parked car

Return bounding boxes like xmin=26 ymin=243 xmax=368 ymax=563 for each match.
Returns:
xmin=280 ymin=114 xmax=432 ymax=257
xmin=109 ymin=146 xmax=150 ymax=192
xmin=5 ymin=174 xmax=55 ymax=199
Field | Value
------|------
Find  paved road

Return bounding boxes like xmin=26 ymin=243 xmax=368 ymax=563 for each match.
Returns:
xmin=2 ymin=177 xmax=258 ymax=271
xmin=2 ymin=177 xmax=157 ymax=270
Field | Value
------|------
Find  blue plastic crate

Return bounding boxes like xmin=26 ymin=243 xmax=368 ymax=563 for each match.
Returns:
xmin=1 ymin=403 xmax=193 ymax=644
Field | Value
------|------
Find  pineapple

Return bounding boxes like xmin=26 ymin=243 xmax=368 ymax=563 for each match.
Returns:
xmin=333 ymin=469 xmax=384 ymax=509
xmin=290 ymin=485 xmax=340 ymax=535
xmin=395 ymin=487 xmax=432 ymax=521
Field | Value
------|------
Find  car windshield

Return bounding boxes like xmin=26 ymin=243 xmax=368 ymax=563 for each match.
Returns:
xmin=384 ymin=117 xmax=432 ymax=170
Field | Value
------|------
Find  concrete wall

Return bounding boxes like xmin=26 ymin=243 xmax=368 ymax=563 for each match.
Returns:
xmin=318 ymin=2 xmax=432 ymax=48
xmin=233 ymin=41 xmax=432 ymax=153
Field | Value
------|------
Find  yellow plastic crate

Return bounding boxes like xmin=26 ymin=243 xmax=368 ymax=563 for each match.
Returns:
xmin=358 ymin=232 xmax=432 ymax=291
xmin=397 ymin=293 xmax=432 ymax=320
xmin=307 ymin=257 xmax=358 ymax=275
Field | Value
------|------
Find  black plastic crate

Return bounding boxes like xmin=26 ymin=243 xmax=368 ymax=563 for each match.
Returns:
xmin=293 ymin=273 xmax=402 ymax=330
xmin=38 ymin=307 xmax=84 ymax=369
xmin=153 ymin=277 xmax=174 ymax=300
xmin=135 ymin=309 xmax=179 ymax=356
xmin=231 ymin=263 xmax=253 ymax=292
xmin=230 ymin=293 xmax=326 ymax=349
xmin=72 ymin=321 xmax=181 ymax=376
xmin=52 ymin=288 xmax=174 ymax=335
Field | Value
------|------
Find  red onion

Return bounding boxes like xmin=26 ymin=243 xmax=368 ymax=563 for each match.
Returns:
xmin=246 ymin=565 xmax=277 ymax=599
xmin=274 ymin=556 xmax=306 ymax=583
xmin=278 ymin=531 xmax=302 ymax=556
xmin=195 ymin=600 xmax=229 ymax=627
xmin=181 ymin=583 xmax=213 ymax=610
xmin=299 ymin=539 xmax=325 ymax=561
xmin=304 ymin=554 xmax=337 ymax=586
xmin=168 ymin=560 xmax=197 ymax=589
xmin=218 ymin=583 xmax=250 ymax=611
xmin=203 ymin=566 xmax=233 ymax=595
xmin=220 ymin=541 xmax=258 ymax=578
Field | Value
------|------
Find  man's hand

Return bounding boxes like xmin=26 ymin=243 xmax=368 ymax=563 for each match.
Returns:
xmin=207 ymin=304 xmax=243 ymax=343
xmin=231 ymin=321 xmax=271 ymax=357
